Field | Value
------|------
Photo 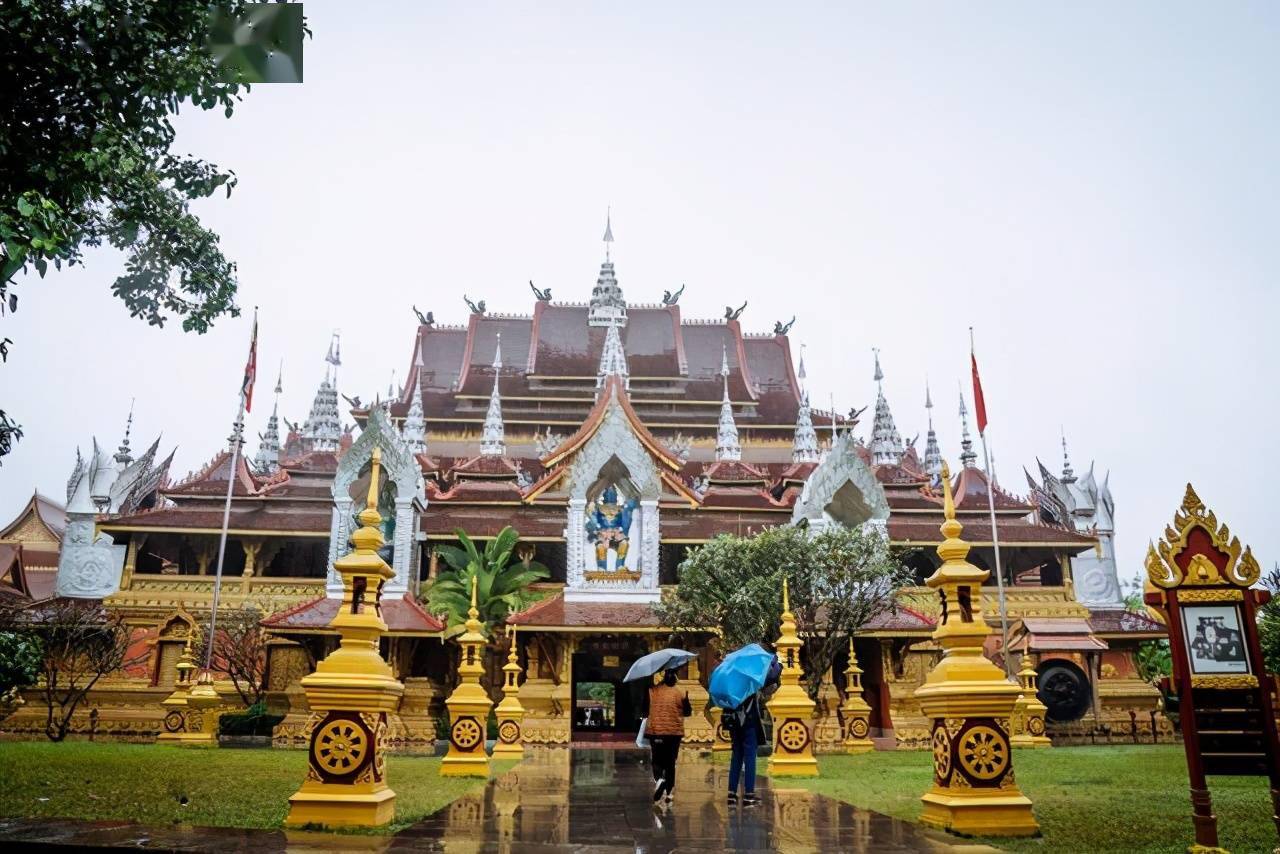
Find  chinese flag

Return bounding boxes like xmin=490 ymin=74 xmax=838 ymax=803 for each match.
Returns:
xmin=241 ymin=314 xmax=258 ymax=412
xmin=971 ymin=352 xmax=988 ymax=435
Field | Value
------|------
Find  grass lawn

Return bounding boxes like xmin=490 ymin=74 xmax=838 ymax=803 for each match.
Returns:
xmin=0 ymin=742 xmax=512 ymax=834
xmin=771 ymin=745 xmax=1274 ymax=854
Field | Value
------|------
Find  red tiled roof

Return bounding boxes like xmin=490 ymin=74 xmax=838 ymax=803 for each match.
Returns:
xmin=702 ymin=459 xmax=769 ymax=485
xmin=507 ymin=592 xmax=664 ymax=629
xmin=951 ymin=467 xmax=1031 ymax=513
xmin=262 ymin=593 xmax=444 ymax=634
xmin=1087 ymin=608 xmax=1166 ymax=635
xmin=539 ymin=375 xmax=683 ymax=472
xmin=452 ymin=455 xmax=520 ymax=478
xmin=886 ymin=517 xmax=1095 ymax=548
xmin=862 ymin=606 xmax=936 ymax=632
xmin=100 ymin=505 xmax=329 ymax=533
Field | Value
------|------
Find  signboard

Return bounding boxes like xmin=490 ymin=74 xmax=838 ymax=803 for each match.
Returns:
xmin=1144 ymin=485 xmax=1280 ymax=850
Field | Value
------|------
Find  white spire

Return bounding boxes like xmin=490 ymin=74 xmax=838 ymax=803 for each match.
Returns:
xmin=387 ymin=369 xmax=397 ymax=401
xmin=589 ymin=210 xmax=627 ymax=327
xmin=868 ymin=349 xmax=904 ymax=466
xmin=402 ymin=378 xmax=427 ymax=455
xmin=254 ymin=363 xmax=283 ymax=473
xmin=923 ymin=379 xmax=942 ymax=483
xmin=597 ymin=322 xmax=629 ymax=390
xmin=958 ymin=384 xmax=977 ymax=469
xmin=1060 ymin=428 xmax=1075 ymax=483
xmin=302 ymin=347 xmax=342 ymax=453
xmin=480 ymin=332 xmax=505 ymax=456
xmin=715 ymin=343 xmax=741 ymax=461
xmin=791 ymin=345 xmax=818 ymax=463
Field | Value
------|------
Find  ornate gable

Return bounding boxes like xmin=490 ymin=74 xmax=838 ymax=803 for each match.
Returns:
xmin=791 ymin=430 xmax=889 ymax=530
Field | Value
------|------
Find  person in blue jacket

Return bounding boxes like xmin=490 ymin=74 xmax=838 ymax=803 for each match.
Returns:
xmin=724 ymin=657 xmax=781 ymax=807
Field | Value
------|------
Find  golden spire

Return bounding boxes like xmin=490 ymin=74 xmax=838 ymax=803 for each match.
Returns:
xmin=782 ymin=575 xmax=790 ymax=613
xmin=462 ymin=573 xmax=485 ymax=639
xmin=350 ymin=448 xmax=385 ymax=554
xmin=506 ymin=624 xmax=518 ymax=666
xmin=936 ymin=460 xmax=971 ymax=566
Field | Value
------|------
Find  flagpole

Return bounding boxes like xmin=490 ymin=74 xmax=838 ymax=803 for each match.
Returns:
xmin=203 ymin=309 xmax=257 ymax=673
xmin=203 ymin=390 xmax=246 ymax=672
xmin=970 ymin=327 xmax=1013 ymax=678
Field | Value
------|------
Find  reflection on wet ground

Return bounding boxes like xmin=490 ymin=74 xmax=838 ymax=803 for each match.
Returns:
xmin=400 ymin=747 xmax=987 ymax=853
xmin=0 ymin=748 xmax=993 ymax=852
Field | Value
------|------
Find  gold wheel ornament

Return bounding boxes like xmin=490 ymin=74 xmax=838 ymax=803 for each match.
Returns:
xmin=958 ymin=725 xmax=1009 ymax=781
xmin=451 ymin=717 xmax=484 ymax=751
xmin=498 ymin=720 xmax=520 ymax=744
xmin=777 ymin=719 xmax=809 ymax=752
xmin=849 ymin=718 xmax=869 ymax=739
xmin=931 ymin=727 xmax=952 ymax=780
xmin=163 ymin=710 xmax=185 ymax=734
xmin=315 ymin=719 xmax=368 ymax=774
xmin=1028 ymin=717 xmax=1046 ymax=736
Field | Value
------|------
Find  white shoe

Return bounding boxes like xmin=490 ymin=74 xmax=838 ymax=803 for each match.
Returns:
xmin=653 ymin=777 xmax=665 ymax=802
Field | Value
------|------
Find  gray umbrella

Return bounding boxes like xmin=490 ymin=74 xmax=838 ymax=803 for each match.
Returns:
xmin=623 ymin=648 xmax=697 ymax=682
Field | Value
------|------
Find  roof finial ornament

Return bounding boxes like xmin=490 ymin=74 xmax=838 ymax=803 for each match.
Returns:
xmin=254 ymin=361 xmax=284 ymax=473
xmin=303 ymin=337 xmax=343 ymax=453
xmin=869 ymin=349 xmax=904 ymax=466
xmin=480 ymin=332 xmax=505 ymax=456
xmin=114 ymin=398 xmax=135 ymax=469
xmin=401 ymin=374 xmax=428 ymax=455
xmin=603 ymin=207 xmax=614 ymax=261
xmin=1060 ymin=427 xmax=1075 ymax=483
xmin=792 ymin=344 xmax=819 ymax=463
xmin=923 ymin=377 xmax=943 ymax=484
xmin=661 ymin=284 xmax=685 ymax=306
xmin=958 ymin=383 xmax=977 ymax=469
xmin=716 ymin=343 xmax=741 ymax=461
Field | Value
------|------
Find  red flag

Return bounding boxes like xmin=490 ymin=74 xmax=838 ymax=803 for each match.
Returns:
xmin=970 ymin=352 xmax=988 ymax=435
xmin=241 ymin=314 xmax=258 ymax=412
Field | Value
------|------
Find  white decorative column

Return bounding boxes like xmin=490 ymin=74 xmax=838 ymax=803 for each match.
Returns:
xmin=387 ymin=497 xmax=416 ymax=596
xmin=564 ymin=498 xmax=586 ymax=590
xmin=326 ymin=498 xmax=353 ymax=596
xmin=640 ymin=500 xmax=660 ymax=588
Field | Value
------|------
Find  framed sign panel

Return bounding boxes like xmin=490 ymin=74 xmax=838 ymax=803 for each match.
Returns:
xmin=1180 ymin=604 xmax=1249 ymax=676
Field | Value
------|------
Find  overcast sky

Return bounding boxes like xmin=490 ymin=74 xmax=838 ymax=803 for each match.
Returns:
xmin=4 ymin=2 xmax=1278 ymax=587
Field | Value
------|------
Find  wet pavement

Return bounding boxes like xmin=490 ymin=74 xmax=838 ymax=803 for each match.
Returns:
xmin=0 ymin=748 xmax=994 ymax=852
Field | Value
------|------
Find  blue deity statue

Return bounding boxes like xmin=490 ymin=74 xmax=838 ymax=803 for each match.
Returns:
xmin=584 ymin=485 xmax=639 ymax=571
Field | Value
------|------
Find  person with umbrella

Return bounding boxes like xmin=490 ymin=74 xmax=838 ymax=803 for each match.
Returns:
xmin=709 ymin=643 xmax=782 ymax=807
xmin=626 ymin=648 xmax=695 ymax=803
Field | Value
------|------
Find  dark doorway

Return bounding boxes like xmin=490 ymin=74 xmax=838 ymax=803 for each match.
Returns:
xmin=571 ymin=636 xmax=650 ymax=737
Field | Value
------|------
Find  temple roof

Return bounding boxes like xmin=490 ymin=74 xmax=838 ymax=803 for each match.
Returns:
xmin=506 ymin=592 xmax=665 ymax=630
xmin=261 ymin=593 xmax=444 ymax=635
xmin=0 ymin=492 xmax=67 ymax=543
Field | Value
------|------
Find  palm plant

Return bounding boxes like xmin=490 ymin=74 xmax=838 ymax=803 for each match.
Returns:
xmin=424 ymin=527 xmax=549 ymax=638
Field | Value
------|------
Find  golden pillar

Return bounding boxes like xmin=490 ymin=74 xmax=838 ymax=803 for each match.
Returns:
xmin=766 ymin=577 xmax=819 ymax=777
xmin=914 ymin=462 xmax=1038 ymax=837
xmin=1011 ymin=655 xmax=1052 ymax=749
xmin=440 ymin=575 xmax=493 ymax=776
xmin=492 ymin=626 xmax=525 ymax=759
xmin=157 ymin=636 xmax=211 ymax=745
xmin=840 ymin=639 xmax=874 ymax=754
xmin=182 ymin=670 xmax=223 ymax=747
xmin=707 ymin=705 xmax=732 ymax=753
xmin=286 ymin=448 xmax=405 ymax=828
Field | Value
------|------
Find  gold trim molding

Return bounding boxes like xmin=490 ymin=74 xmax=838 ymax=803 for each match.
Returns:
xmin=1189 ymin=675 xmax=1258 ymax=690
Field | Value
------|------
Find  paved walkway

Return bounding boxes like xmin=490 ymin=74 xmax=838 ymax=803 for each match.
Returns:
xmin=0 ymin=748 xmax=992 ymax=852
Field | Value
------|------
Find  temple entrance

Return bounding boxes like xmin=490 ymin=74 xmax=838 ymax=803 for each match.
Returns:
xmin=571 ymin=636 xmax=650 ymax=740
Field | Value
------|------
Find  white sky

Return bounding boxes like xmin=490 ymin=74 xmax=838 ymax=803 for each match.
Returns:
xmin=4 ymin=2 xmax=1278 ymax=588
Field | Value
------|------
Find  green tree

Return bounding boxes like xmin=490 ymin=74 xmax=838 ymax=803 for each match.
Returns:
xmin=423 ymin=528 xmax=549 ymax=638
xmin=0 ymin=2 xmax=302 ymax=460
xmin=655 ymin=524 xmax=912 ymax=700
xmin=1261 ymin=565 xmax=1280 ymax=675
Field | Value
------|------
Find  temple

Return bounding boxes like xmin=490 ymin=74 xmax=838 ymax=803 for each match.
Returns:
xmin=1 ymin=223 xmax=1166 ymax=750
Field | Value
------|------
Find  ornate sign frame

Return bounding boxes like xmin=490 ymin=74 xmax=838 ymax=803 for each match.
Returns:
xmin=1143 ymin=485 xmax=1279 ymax=852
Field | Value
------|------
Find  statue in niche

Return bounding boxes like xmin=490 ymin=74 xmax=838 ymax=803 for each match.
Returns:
xmin=584 ymin=485 xmax=638 ymax=571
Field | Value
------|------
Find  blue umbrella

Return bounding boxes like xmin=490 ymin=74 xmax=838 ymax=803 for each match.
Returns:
xmin=623 ymin=648 xmax=697 ymax=683
xmin=709 ymin=644 xmax=779 ymax=710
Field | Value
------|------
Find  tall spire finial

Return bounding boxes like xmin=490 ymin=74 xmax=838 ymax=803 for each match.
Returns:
xmin=481 ymin=332 xmax=506 ymax=456
xmin=603 ymin=207 xmax=614 ymax=261
xmin=958 ymin=383 xmax=977 ymax=468
xmin=114 ymin=398 xmax=135 ymax=468
xmin=255 ymin=362 xmax=284 ymax=473
xmin=302 ymin=339 xmax=342 ymax=453
xmin=869 ymin=350 xmax=904 ymax=466
xmin=716 ymin=343 xmax=742 ymax=461
xmin=792 ymin=344 xmax=819 ymax=463
xmin=1060 ymin=427 xmax=1075 ymax=482
xmin=402 ymin=375 xmax=428 ymax=455
xmin=923 ymin=377 xmax=942 ymax=484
